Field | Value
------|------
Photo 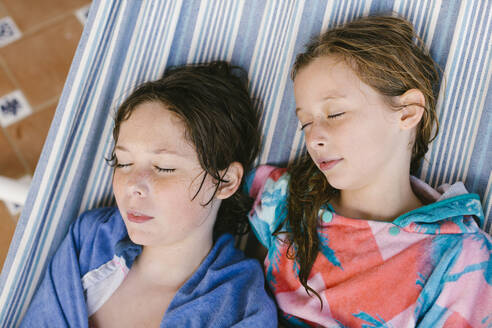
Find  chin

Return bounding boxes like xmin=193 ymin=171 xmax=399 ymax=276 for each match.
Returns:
xmin=324 ymin=173 xmax=352 ymax=191
xmin=125 ymin=229 xmax=151 ymax=246
xmin=127 ymin=233 xmax=144 ymax=245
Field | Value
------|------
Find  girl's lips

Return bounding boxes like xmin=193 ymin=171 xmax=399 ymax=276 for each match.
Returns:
xmin=127 ymin=211 xmax=154 ymax=223
xmin=318 ymin=159 xmax=342 ymax=171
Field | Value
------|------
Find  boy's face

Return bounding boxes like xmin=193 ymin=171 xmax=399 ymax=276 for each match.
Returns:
xmin=112 ymin=101 xmax=219 ymax=247
xmin=294 ymin=56 xmax=410 ymax=192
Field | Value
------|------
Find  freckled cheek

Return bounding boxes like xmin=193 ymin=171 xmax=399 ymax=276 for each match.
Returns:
xmin=112 ymin=172 xmax=126 ymax=201
xmin=152 ymin=177 xmax=193 ymax=201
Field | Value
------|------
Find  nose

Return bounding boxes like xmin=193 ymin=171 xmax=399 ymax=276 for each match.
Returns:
xmin=307 ymin=121 xmax=328 ymax=150
xmin=128 ymin=171 xmax=149 ymax=198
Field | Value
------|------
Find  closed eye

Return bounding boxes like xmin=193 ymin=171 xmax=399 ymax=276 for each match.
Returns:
xmin=155 ymin=166 xmax=176 ymax=173
xmin=328 ymin=112 xmax=345 ymax=119
xmin=300 ymin=122 xmax=311 ymax=131
xmin=300 ymin=112 xmax=345 ymax=131
xmin=115 ymin=163 xmax=132 ymax=168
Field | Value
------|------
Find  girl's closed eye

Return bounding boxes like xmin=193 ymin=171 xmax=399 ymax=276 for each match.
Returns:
xmin=154 ymin=166 xmax=176 ymax=173
xmin=300 ymin=112 xmax=345 ymax=130
xmin=115 ymin=162 xmax=132 ymax=168
xmin=300 ymin=122 xmax=312 ymax=131
xmin=328 ymin=112 xmax=345 ymax=120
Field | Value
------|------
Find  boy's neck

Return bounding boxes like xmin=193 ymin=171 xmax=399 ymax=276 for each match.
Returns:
xmin=132 ymin=230 xmax=214 ymax=291
xmin=332 ymin=173 xmax=423 ymax=222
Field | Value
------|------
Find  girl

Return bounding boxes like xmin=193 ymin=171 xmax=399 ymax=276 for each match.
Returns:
xmin=247 ymin=16 xmax=492 ymax=327
xmin=21 ymin=62 xmax=277 ymax=327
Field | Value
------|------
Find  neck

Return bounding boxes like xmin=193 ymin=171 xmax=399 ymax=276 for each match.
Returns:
xmin=132 ymin=231 xmax=213 ymax=291
xmin=333 ymin=170 xmax=422 ymax=222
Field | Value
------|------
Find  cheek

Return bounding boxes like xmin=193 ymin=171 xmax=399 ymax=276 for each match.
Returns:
xmin=189 ymin=177 xmax=217 ymax=205
xmin=112 ymin=171 xmax=125 ymax=200
xmin=345 ymin=119 xmax=394 ymax=165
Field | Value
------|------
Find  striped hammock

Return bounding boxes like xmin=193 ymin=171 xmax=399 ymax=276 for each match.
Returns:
xmin=1 ymin=0 xmax=491 ymax=326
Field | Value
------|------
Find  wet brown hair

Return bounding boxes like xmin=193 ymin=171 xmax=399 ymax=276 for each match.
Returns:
xmin=108 ymin=61 xmax=261 ymax=238
xmin=284 ymin=15 xmax=440 ymax=307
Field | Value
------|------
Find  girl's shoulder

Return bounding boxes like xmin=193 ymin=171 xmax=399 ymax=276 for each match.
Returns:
xmin=245 ymin=165 xmax=289 ymax=199
xmin=74 ymin=207 xmax=122 ymax=234
xmin=246 ymin=165 xmax=290 ymax=249
xmin=71 ymin=207 xmax=129 ymax=263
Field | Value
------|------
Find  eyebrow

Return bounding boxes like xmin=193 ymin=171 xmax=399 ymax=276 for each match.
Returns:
xmin=115 ymin=145 xmax=181 ymax=156
xmin=295 ymin=95 xmax=344 ymax=114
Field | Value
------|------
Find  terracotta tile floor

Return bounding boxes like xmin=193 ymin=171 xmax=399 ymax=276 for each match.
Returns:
xmin=0 ymin=0 xmax=90 ymax=270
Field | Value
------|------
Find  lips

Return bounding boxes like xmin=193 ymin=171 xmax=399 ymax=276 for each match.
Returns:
xmin=318 ymin=158 xmax=342 ymax=171
xmin=127 ymin=210 xmax=154 ymax=223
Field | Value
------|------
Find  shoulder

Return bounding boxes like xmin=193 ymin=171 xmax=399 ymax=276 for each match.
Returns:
xmin=430 ymin=228 xmax=492 ymax=277
xmin=191 ymin=234 xmax=268 ymax=290
xmin=207 ymin=234 xmax=262 ymax=271
xmin=74 ymin=207 xmax=128 ymax=269
xmin=246 ymin=166 xmax=289 ymax=249
xmin=245 ymin=165 xmax=289 ymax=198
xmin=72 ymin=207 xmax=124 ymax=244
xmin=456 ymin=229 xmax=492 ymax=260
xmin=75 ymin=207 xmax=121 ymax=231
xmin=174 ymin=234 xmax=277 ymax=324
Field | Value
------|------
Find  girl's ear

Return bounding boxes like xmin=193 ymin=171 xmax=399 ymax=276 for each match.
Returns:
xmin=397 ymin=89 xmax=425 ymax=130
xmin=216 ymin=162 xmax=244 ymax=200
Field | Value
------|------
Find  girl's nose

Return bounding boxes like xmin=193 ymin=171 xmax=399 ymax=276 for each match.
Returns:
xmin=128 ymin=172 xmax=149 ymax=198
xmin=308 ymin=122 xmax=328 ymax=150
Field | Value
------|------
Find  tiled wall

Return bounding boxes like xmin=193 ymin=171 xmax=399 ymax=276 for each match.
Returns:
xmin=0 ymin=0 xmax=90 ymax=269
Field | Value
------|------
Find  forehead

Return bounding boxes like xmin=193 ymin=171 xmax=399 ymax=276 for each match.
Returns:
xmin=293 ymin=56 xmax=388 ymax=110
xmin=117 ymin=102 xmax=196 ymax=157
xmin=294 ymin=56 xmax=359 ymax=88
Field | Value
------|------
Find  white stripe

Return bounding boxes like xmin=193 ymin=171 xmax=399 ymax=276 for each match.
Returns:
xmin=249 ymin=0 xmax=279 ymax=132
xmin=321 ymin=0 xmax=337 ymax=32
xmin=226 ymin=0 xmax=245 ymax=61
xmin=156 ymin=1 xmax=183 ymax=75
xmin=393 ymin=0 xmax=403 ymax=15
xmin=457 ymin=7 xmax=491 ymax=181
xmin=414 ymin=0 xmax=426 ymax=36
xmin=362 ymin=0 xmax=372 ymax=15
xmin=209 ymin=0 xmax=232 ymax=61
xmin=201 ymin=1 xmax=222 ymax=62
xmin=423 ymin=0 xmax=441 ymax=47
xmin=443 ymin=1 xmax=484 ymax=183
xmin=484 ymin=172 xmax=492 ymax=232
xmin=214 ymin=0 xmax=233 ymax=60
xmin=187 ymin=1 xmax=210 ymax=63
xmin=426 ymin=0 xmax=467 ymax=186
xmin=254 ymin=1 xmax=284 ymax=118
xmin=259 ymin=1 xmax=295 ymax=138
xmin=248 ymin=0 xmax=273 ymax=104
xmin=259 ymin=2 xmax=304 ymax=164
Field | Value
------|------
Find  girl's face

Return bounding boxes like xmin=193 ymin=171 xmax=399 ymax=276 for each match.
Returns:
xmin=294 ymin=56 xmax=409 ymax=192
xmin=112 ymin=102 xmax=219 ymax=247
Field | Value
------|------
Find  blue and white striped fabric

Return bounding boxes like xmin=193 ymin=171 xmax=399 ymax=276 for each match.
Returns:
xmin=1 ymin=0 xmax=490 ymax=326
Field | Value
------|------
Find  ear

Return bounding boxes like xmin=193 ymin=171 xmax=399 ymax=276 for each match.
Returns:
xmin=216 ymin=162 xmax=244 ymax=200
xmin=397 ymin=89 xmax=425 ymax=130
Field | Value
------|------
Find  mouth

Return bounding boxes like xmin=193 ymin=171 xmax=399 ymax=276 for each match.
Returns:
xmin=317 ymin=158 xmax=342 ymax=171
xmin=126 ymin=210 xmax=154 ymax=223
